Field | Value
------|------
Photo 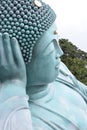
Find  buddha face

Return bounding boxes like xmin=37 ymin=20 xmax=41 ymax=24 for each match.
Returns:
xmin=26 ymin=23 xmax=63 ymax=86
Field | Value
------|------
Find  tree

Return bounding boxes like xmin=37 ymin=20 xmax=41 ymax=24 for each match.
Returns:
xmin=59 ymin=39 xmax=87 ymax=85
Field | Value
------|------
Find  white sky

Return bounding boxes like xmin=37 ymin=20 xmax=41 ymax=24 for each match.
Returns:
xmin=44 ymin=0 xmax=87 ymax=52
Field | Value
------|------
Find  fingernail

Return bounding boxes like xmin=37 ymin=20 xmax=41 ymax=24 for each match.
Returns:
xmin=3 ymin=32 xmax=9 ymax=38
xmin=12 ymin=37 xmax=16 ymax=41
xmin=11 ymin=37 xmax=18 ymax=44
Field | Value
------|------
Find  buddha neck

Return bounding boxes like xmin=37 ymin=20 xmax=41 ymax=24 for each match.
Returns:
xmin=26 ymin=84 xmax=52 ymax=101
xmin=27 ymin=84 xmax=48 ymax=94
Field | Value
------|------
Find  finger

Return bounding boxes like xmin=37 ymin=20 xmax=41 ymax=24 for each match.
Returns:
xmin=0 ymin=33 xmax=6 ymax=65
xmin=11 ymin=37 xmax=24 ymax=66
xmin=3 ymin=33 xmax=14 ymax=64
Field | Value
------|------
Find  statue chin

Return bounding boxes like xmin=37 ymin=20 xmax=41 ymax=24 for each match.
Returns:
xmin=26 ymin=70 xmax=58 ymax=87
xmin=26 ymin=61 xmax=60 ymax=87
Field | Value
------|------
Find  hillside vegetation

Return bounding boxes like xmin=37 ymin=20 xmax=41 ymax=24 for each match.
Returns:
xmin=59 ymin=39 xmax=87 ymax=85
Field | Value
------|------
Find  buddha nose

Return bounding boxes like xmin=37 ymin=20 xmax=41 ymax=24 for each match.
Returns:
xmin=54 ymin=40 xmax=64 ymax=58
xmin=57 ymin=42 xmax=64 ymax=57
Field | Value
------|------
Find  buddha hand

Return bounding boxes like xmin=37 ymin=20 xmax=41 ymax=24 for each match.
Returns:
xmin=0 ymin=33 xmax=26 ymax=88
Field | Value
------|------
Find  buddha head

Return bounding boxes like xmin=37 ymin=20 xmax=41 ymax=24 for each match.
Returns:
xmin=26 ymin=23 xmax=63 ymax=86
xmin=0 ymin=0 xmax=63 ymax=86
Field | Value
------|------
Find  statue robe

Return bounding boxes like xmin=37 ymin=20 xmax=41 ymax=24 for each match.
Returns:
xmin=29 ymin=62 xmax=87 ymax=130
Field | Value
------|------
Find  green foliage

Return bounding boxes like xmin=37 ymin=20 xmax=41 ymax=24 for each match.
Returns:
xmin=59 ymin=39 xmax=87 ymax=85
